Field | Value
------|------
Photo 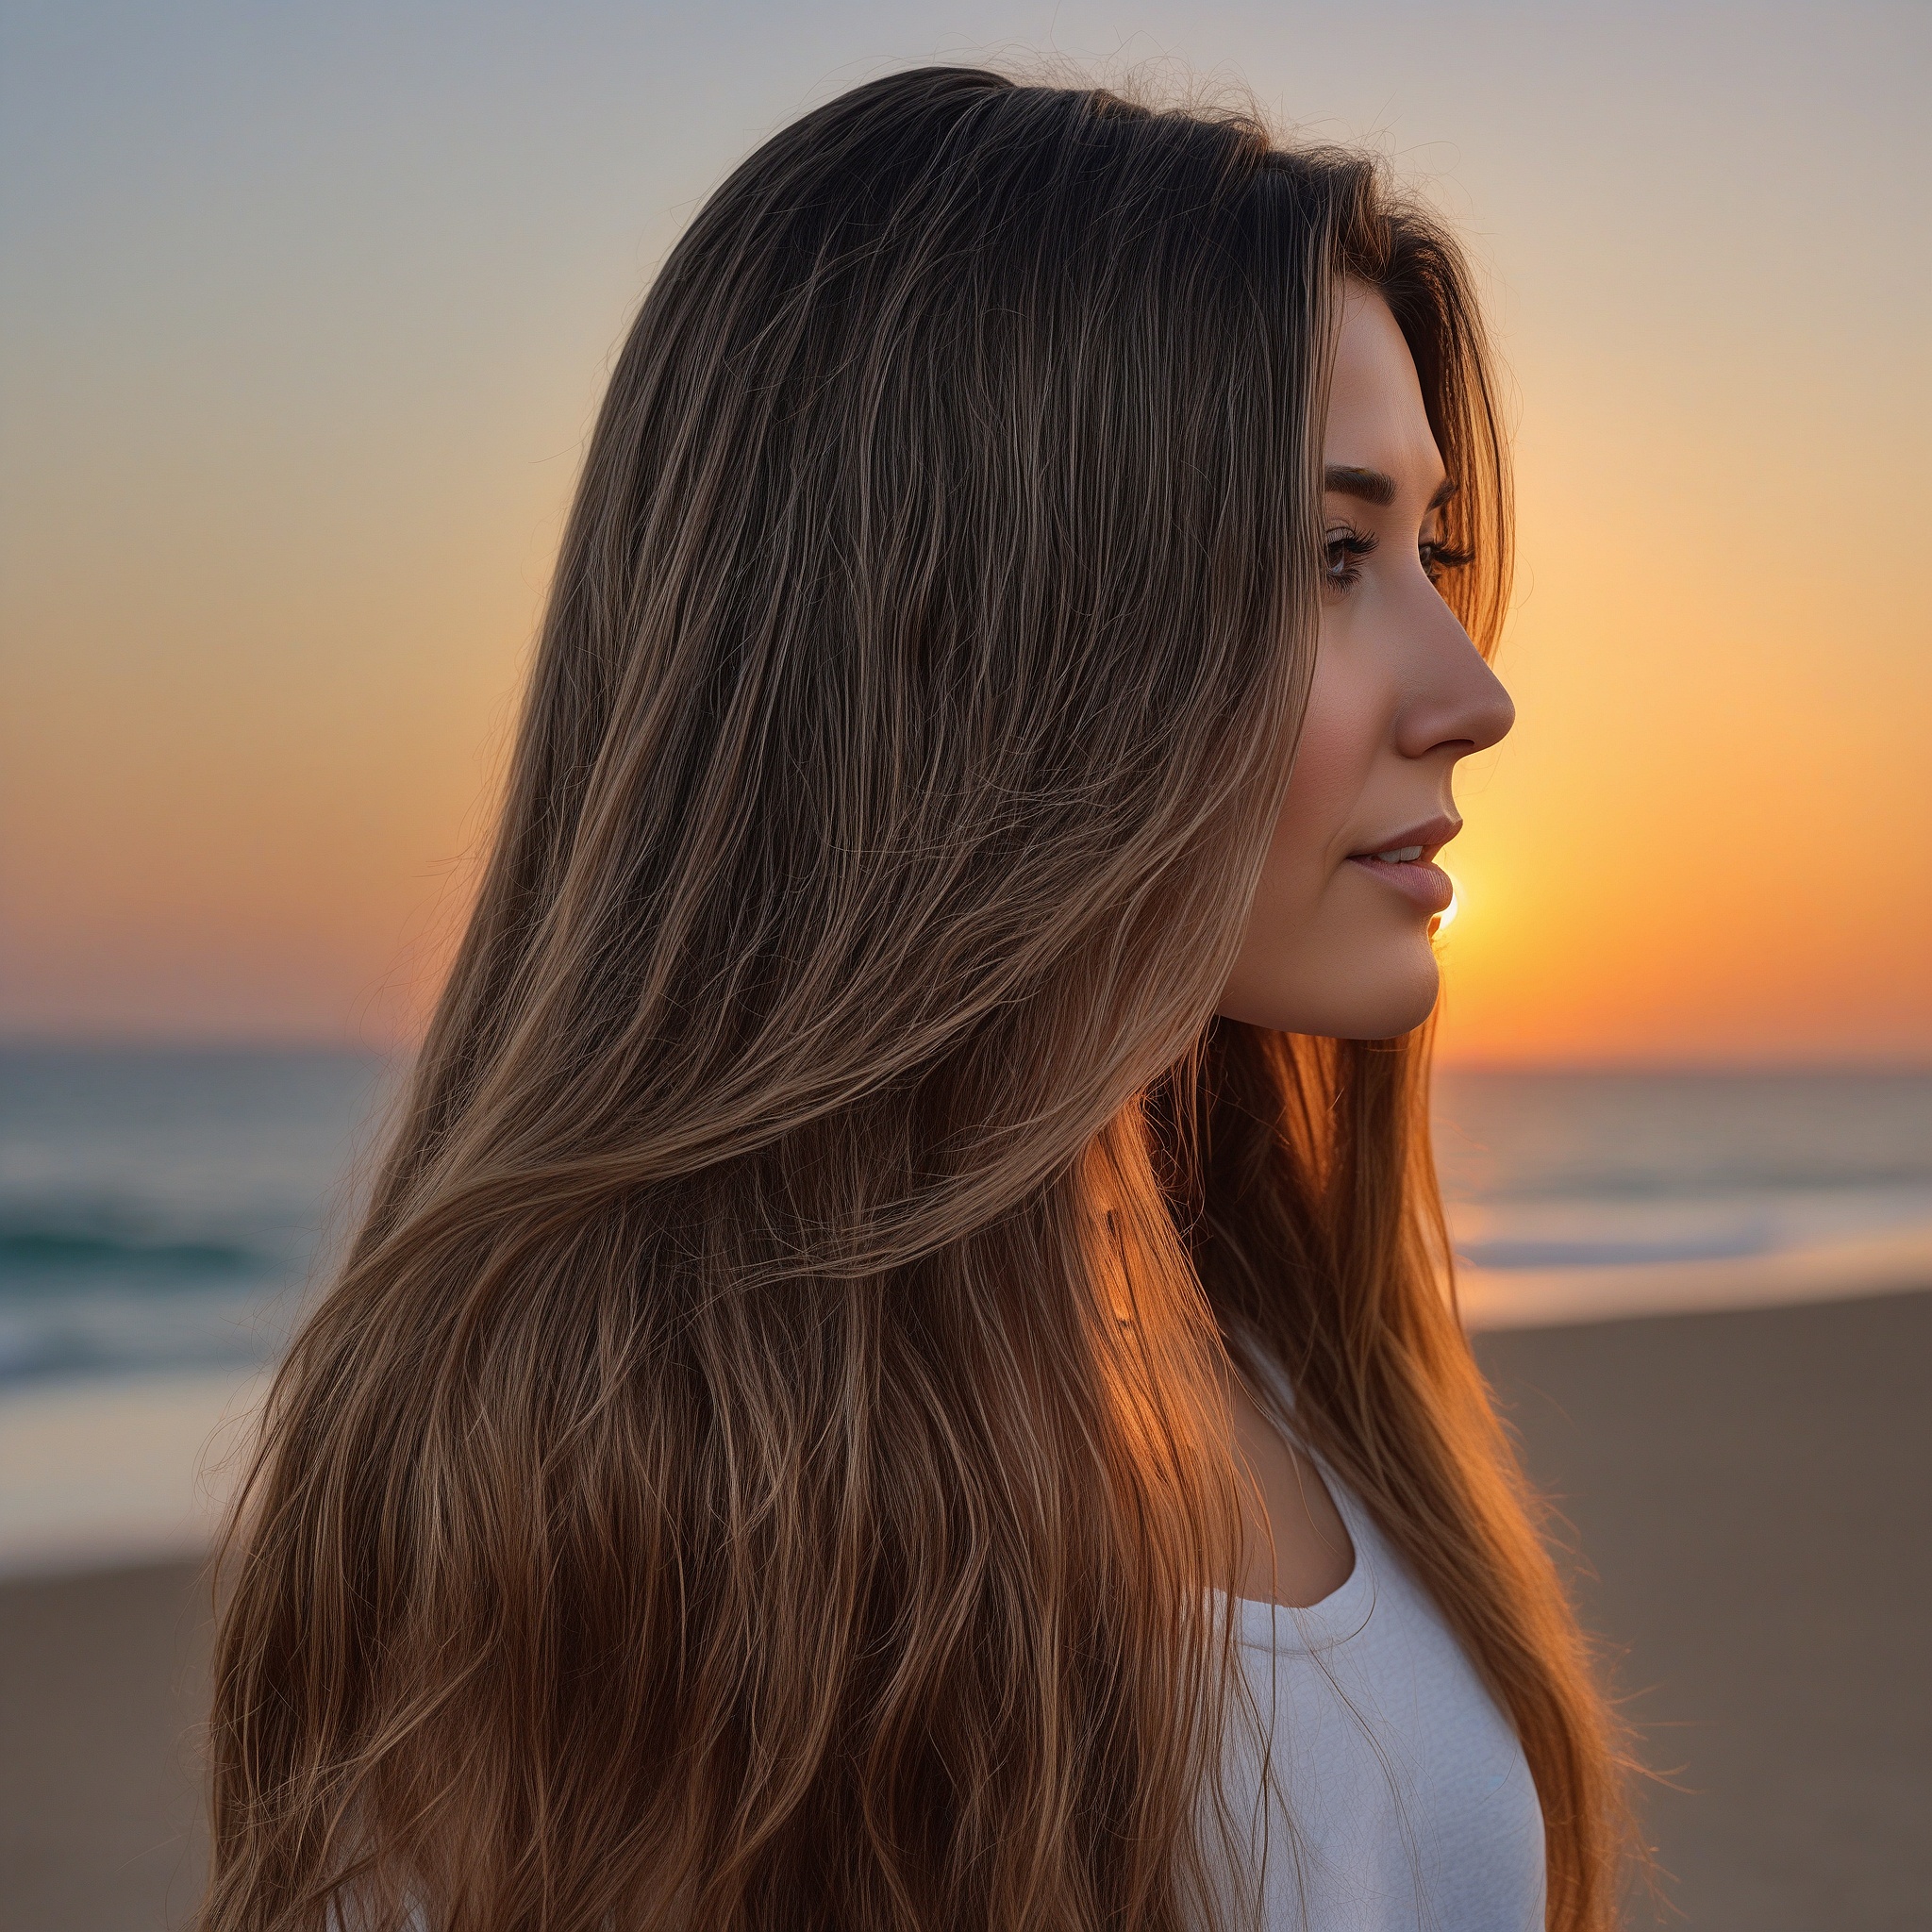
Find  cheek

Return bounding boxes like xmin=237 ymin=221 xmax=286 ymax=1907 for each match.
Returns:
xmin=1260 ymin=653 xmax=1374 ymax=901
xmin=1216 ymin=620 xmax=1442 ymax=1037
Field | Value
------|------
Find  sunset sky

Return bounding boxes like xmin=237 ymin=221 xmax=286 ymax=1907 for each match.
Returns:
xmin=4 ymin=1 xmax=1928 ymax=1064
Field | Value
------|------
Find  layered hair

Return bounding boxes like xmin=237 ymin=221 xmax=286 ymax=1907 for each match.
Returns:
xmin=204 ymin=67 xmax=1626 ymax=1932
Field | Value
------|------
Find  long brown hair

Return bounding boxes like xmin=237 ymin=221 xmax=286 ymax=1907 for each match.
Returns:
xmin=204 ymin=67 xmax=1628 ymax=1932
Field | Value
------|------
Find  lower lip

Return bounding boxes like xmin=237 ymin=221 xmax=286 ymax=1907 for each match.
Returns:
xmin=1345 ymin=854 xmax=1456 ymax=914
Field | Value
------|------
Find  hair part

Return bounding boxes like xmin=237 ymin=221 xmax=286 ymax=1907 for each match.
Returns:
xmin=204 ymin=65 xmax=1630 ymax=1932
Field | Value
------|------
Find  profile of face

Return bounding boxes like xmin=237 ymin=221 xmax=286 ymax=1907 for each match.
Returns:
xmin=1216 ymin=285 xmax=1516 ymax=1039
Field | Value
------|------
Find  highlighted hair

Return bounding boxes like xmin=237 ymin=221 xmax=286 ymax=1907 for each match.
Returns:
xmin=205 ymin=67 xmax=1628 ymax=1932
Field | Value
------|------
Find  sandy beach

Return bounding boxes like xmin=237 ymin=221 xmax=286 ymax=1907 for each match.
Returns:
xmin=4 ymin=1287 xmax=1928 ymax=1931
xmin=1 ymin=1558 xmax=211 ymax=1932
xmin=1476 ymin=1285 xmax=1932 ymax=1926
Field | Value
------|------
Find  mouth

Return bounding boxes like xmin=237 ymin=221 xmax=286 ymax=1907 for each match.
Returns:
xmin=1343 ymin=815 xmax=1460 ymax=915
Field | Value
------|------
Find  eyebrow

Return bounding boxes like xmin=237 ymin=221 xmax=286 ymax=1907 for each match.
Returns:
xmin=1324 ymin=465 xmax=1458 ymax=511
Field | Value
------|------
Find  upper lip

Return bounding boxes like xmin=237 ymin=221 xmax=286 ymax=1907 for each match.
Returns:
xmin=1347 ymin=815 xmax=1462 ymax=864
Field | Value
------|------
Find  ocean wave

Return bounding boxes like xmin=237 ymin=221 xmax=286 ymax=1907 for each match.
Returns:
xmin=0 ymin=1281 xmax=299 ymax=1386
xmin=0 ymin=1224 xmax=271 ymax=1285
xmin=1459 ymin=1230 xmax=1776 ymax=1270
xmin=0 ymin=1208 xmax=307 ymax=1385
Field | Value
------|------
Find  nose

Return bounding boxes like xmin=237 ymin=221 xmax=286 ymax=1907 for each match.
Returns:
xmin=1392 ymin=593 xmax=1515 ymax=761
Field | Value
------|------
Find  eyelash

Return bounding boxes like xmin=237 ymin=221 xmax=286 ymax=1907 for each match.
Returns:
xmin=1324 ymin=526 xmax=1377 ymax=590
xmin=1422 ymin=540 xmax=1475 ymax=583
xmin=1323 ymin=525 xmax=1475 ymax=591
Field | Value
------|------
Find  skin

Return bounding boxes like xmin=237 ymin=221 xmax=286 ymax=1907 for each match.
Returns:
xmin=1218 ymin=285 xmax=1515 ymax=1607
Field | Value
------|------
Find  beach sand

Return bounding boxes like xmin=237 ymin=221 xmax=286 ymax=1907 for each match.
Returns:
xmin=4 ymin=1288 xmax=1928 ymax=1931
xmin=1 ymin=1559 xmax=210 ymax=1932
xmin=1476 ymin=1285 xmax=1932 ymax=1927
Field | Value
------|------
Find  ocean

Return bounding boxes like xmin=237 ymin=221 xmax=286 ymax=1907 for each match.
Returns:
xmin=4 ymin=1045 xmax=1931 ymax=1573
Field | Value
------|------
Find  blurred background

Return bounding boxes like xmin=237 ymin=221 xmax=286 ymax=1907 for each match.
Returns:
xmin=2 ymin=4 xmax=1927 ymax=1927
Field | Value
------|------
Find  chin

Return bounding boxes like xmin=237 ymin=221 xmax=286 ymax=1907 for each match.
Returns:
xmin=1329 ymin=982 xmax=1438 ymax=1040
xmin=1216 ymin=944 xmax=1441 ymax=1040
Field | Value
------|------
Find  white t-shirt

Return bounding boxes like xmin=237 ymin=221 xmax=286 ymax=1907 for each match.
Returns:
xmin=1208 ymin=1452 xmax=1546 ymax=1931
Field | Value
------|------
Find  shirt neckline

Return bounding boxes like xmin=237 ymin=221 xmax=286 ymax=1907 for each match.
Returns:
xmin=1223 ymin=1338 xmax=1379 ymax=1652
xmin=1228 ymin=1476 xmax=1378 ymax=1652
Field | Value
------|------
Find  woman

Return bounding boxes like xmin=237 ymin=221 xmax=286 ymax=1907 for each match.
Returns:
xmin=205 ymin=67 xmax=1631 ymax=1932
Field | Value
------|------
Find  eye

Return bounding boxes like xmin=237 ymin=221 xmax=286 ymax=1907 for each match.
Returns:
xmin=1418 ymin=537 xmax=1474 ymax=585
xmin=1324 ymin=525 xmax=1377 ymax=591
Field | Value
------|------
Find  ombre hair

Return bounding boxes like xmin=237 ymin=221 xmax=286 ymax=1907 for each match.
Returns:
xmin=204 ymin=67 xmax=1628 ymax=1932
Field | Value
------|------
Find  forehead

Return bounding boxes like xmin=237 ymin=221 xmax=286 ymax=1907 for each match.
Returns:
xmin=1324 ymin=285 xmax=1442 ymax=487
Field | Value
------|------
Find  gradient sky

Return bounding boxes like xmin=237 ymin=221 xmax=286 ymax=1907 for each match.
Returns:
xmin=4 ymin=1 xmax=1928 ymax=1062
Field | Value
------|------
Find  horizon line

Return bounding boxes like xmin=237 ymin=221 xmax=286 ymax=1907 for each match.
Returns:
xmin=3 ymin=1031 xmax=1929 ymax=1080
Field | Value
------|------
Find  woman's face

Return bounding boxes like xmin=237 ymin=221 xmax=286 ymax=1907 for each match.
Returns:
xmin=1216 ymin=285 xmax=1515 ymax=1039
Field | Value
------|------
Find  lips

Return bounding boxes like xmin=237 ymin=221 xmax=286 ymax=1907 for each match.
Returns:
xmin=1344 ymin=816 xmax=1460 ymax=915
